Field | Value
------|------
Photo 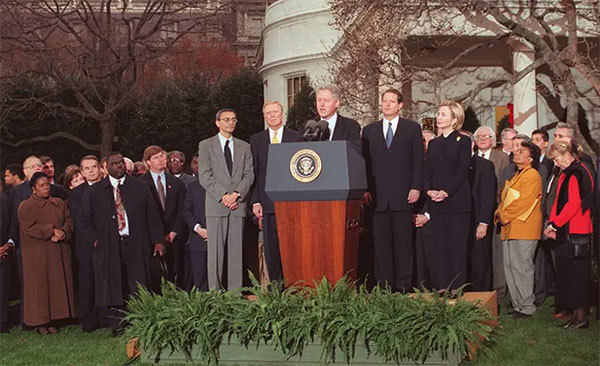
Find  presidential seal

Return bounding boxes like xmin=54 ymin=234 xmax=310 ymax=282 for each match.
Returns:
xmin=290 ymin=149 xmax=322 ymax=183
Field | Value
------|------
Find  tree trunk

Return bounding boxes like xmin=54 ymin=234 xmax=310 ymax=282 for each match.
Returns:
xmin=99 ymin=116 xmax=116 ymax=158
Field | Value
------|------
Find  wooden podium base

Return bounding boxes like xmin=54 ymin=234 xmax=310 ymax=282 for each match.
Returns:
xmin=274 ymin=200 xmax=361 ymax=287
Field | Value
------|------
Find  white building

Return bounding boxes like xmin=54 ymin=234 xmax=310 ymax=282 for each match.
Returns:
xmin=258 ymin=0 xmax=599 ymax=142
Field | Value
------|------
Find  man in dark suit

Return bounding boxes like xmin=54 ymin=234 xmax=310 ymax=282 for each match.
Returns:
xmin=168 ymin=150 xmax=196 ymax=186
xmin=197 ymin=109 xmax=254 ymax=290
xmin=69 ymin=155 xmax=105 ymax=332
xmin=474 ymin=126 xmax=510 ymax=188
xmin=182 ymin=180 xmax=208 ymax=291
xmin=532 ymin=129 xmax=554 ymax=174
xmin=250 ymin=101 xmax=301 ymax=283
xmin=139 ymin=146 xmax=187 ymax=288
xmin=299 ymin=83 xmax=361 ymax=152
xmin=79 ymin=152 xmax=165 ymax=334
xmin=461 ymin=131 xmax=497 ymax=291
xmin=362 ymin=88 xmax=424 ymax=292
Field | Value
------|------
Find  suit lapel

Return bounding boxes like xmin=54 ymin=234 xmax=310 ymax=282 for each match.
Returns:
xmin=212 ymin=135 xmax=229 ymax=176
xmin=389 ymin=118 xmax=403 ymax=149
xmin=142 ymin=173 xmax=164 ymax=214
xmin=232 ymin=137 xmax=243 ymax=177
xmin=373 ymin=120 xmax=387 ymax=148
xmin=332 ymin=116 xmax=343 ymax=141
xmin=281 ymin=128 xmax=295 ymax=143
xmin=165 ymin=173 xmax=176 ymax=211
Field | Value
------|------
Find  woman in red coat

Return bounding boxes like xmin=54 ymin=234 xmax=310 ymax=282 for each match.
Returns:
xmin=544 ymin=140 xmax=594 ymax=329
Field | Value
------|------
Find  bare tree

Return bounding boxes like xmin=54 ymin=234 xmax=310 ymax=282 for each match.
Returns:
xmin=0 ymin=0 xmax=234 ymax=156
xmin=329 ymin=0 xmax=600 ymax=155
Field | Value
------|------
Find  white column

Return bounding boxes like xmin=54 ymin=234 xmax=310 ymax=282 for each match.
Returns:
xmin=510 ymin=38 xmax=538 ymax=136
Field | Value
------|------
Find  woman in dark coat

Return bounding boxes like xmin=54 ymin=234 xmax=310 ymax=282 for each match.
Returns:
xmin=422 ymin=101 xmax=472 ymax=292
xmin=544 ymin=141 xmax=594 ymax=329
xmin=18 ymin=172 xmax=76 ymax=334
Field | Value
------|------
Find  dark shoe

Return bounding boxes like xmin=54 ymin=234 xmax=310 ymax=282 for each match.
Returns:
xmin=512 ymin=311 xmax=532 ymax=319
xmin=567 ymin=319 xmax=589 ymax=329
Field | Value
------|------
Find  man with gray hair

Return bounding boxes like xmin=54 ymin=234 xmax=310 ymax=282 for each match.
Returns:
xmin=500 ymin=127 xmax=518 ymax=155
xmin=553 ymin=123 xmax=595 ymax=176
xmin=300 ymin=83 xmax=361 ymax=152
xmin=474 ymin=126 xmax=510 ymax=185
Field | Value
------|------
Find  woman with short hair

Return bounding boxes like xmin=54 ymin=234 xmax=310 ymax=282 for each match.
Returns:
xmin=495 ymin=140 xmax=543 ymax=318
xmin=18 ymin=172 xmax=76 ymax=334
xmin=544 ymin=141 xmax=594 ymax=329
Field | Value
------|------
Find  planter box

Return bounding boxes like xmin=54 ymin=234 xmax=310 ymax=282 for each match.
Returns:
xmin=141 ymin=339 xmax=461 ymax=365
xmin=137 ymin=292 xmax=496 ymax=365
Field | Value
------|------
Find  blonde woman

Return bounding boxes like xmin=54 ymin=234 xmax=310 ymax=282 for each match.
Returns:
xmin=419 ymin=101 xmax=472 ymax=292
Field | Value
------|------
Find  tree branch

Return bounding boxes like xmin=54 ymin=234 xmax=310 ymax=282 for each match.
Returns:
xmin=0 ymin=131 xmax=101 ymax=151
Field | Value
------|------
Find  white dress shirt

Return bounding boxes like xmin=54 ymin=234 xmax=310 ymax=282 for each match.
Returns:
xmin=150 ymin=170 xmax=167 ymax=197
xmin=109 ymin=175 xmax=130 ymax=236
xmin=382 ymin=115 xmax=399 ymax=139
xmin=323 ymin=113 xmax=338 ymax=141
xmin=218 ymin=133 xmax=234 ymax=162
xmin=478 ymin=149 xmax=491 ymax=160
xmin=269 ymin=126 xmax=284 ymax=143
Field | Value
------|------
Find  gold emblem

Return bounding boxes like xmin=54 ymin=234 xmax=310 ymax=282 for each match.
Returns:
xmin=290 ymin=149 xmax=322 ymax=183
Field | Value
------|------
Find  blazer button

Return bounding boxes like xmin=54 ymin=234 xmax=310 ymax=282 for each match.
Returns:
xmin=112 ymin=215 xmax=116 ymax=220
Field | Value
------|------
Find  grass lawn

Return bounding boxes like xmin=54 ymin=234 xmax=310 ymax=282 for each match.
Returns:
xmin=1 ymin=298 xmax=598 ymax=365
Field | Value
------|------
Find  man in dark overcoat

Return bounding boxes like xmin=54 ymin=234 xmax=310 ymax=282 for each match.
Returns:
xmin=79 ymin=152 xmax=164 ymax=333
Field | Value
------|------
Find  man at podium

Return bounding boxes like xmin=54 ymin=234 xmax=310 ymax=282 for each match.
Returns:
xmin=362 ymin=88 xmax=424 ymax=293
xmin=299 ymin=84 xmax=362 ymax=152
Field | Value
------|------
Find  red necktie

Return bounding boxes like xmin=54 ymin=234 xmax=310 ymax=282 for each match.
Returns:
xmin=115 ymin=184 xmax=126 ymax=231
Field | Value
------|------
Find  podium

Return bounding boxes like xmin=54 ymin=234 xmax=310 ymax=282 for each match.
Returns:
xmin=265 ymin=141 xmax=367 ymax=287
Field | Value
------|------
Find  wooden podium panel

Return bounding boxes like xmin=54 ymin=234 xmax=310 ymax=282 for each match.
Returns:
xmin=274 ymin=200 xmax=361 ymax=287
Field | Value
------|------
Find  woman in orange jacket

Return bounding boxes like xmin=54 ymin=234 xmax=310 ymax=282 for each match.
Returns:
xmin=495 ymin=140 xmax=543 ymax=318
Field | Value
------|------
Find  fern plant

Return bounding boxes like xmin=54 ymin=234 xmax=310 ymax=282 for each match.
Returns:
xmin=124 ymin=276 xmax=494 ymax=365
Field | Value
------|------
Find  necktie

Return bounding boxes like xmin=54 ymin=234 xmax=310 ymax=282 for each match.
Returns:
xmin=224 ymin=139 xmax=233 ymax=176
xmin=115 ymin=184 xmax=126 ymax=232
xmin=272 ymin=131 xmax=280 ymax=144
xmin=385 ymin=122 xmax=393 ymax=148
xmin=156 ymin=175 xmax=166 ymax=210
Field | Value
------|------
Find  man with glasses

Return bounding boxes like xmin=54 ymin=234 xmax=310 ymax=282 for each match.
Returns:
xmin=474 ymin=126 xmax=509 ymax=188
xmin=167 ymin=151 xmax=195 ymax=186
xmin=197 ymin=109 xmax=254 ymax=290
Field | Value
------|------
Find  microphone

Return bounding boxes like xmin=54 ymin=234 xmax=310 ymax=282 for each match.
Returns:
xmin=315 ymin=120 xmax=330 ymax=141
xmin=303 ymin=120 xmax=318 ymax=141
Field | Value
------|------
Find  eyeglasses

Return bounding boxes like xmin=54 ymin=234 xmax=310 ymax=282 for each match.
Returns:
xmin=169 ymin=158 xmax=182 ymax=163
xmin=220 ymin=117 xmax=238 ymax=123
xmin=475 ymin=135 xmax=493 ymax=140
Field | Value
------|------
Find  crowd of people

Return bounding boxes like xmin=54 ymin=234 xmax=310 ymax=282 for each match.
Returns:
xmin=0 ymin=83 xmax=597 ymax=336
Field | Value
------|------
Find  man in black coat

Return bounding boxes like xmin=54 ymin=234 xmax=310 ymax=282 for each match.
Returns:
xmin=69 ymin=155 xmax=105 ymax=332
xmin=250 ymin=101 xmax=301 ymax=282
xmin=168 ymin=150 xmax=196 ymax=186
xmin=462 ymin=132 xmax=497 ymax=291
xmin=362 ymin=88 xmax=424 ymax=292
xmin=182 ymin=180 xmax=208 ymax=291
xmin=139 ymin=146 xmax=187 ymax=289
xmin=0 ymin=192 xmax=11 ymax=332
xmin=79 ymin=152 xmax=165 ymax=333
xmin=299 ymin=84 xmax=361 ymax=152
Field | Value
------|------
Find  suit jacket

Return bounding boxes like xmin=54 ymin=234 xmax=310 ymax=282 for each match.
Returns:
xmin=424 ymin=130 xmax=472 ymax=213
xmin=495 ymin=166 xmax=543 ymax=240
xmin=79 ymin=175 xmax=164 ymax=306
xmin=0 ymin=193 xmax=8 ymax=244
xmin=362 ymin=118 xmax=424 ymax=212
xmin=485 ymin=149 xmax=510 ymax=188
xmin=174 ymin=173 xmax=196 ymax=186
xmin=300 ymin=114 xmax=362 ymax=152
xmin=470 ymin=156 xmax=497 ymax=225
xmin=250 ymin=128 xmax=301 ymax=214
xmin=68 ymin=183 xmax=95 ymax=259
xmin=139 ymin=172 xmax=186 ymax=236
xmin=197 ymin=134 xmax=254 ymax=218
xmin=183 ymin=181 xmax=207 ymax=252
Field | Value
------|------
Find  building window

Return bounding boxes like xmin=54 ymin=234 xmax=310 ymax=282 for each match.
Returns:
xmin=287 ymin=75 xmax=306 ymax=108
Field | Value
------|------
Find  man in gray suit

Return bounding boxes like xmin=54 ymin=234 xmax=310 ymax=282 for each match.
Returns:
xmin=197 ymin=109 xmax=254 ymax=290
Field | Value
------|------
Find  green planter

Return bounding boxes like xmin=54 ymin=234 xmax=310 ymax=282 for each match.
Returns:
xmin=141 ymin=338 xmax=461 ymax=365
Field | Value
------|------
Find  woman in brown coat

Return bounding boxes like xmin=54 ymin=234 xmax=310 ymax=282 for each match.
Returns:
xmin=18 ymin=172 xmax=76 ymax=334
